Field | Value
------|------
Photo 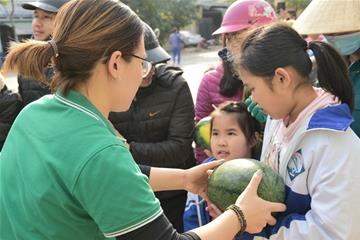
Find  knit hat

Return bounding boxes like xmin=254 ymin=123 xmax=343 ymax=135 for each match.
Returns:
xmin=293 ymin=0 xmax=360 ymax=35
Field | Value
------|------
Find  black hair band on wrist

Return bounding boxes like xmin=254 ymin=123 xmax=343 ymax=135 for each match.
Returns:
xmin=226 ymin=204 xmax=247 ymax=235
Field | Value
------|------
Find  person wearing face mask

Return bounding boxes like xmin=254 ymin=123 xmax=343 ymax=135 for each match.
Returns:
xmin=0 ymin=1 xmax=287 ymax=239
xmin=293 ymin=0 xmax=360 ymax=137
xmin=194 ymin=0 xmax=277 ymax=164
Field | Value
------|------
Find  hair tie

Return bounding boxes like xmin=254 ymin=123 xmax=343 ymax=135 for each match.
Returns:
xmin=218 ymin=47 xmax=234 ymax=63
xmin=48 ymin=40 xmax=59 ymax=58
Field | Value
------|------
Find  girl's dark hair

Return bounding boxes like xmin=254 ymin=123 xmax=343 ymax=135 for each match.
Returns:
xmin=219 ymin=35 xmax=243 ymax=97
xmin=235 ymin=23 xmax=354 ymax=111
xmin=3 ymin=0 xmax=143 ymax=95
xmin=210 ymin=101 xmax=262 ymax=159
xmin=219 ymin=60 xmax=244 ymax=97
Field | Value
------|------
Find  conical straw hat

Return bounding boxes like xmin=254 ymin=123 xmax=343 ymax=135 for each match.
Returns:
xmin=293 ymin=0 xmax=360 ymax=35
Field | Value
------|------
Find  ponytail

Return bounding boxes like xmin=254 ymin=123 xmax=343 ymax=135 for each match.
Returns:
xmin=309 ymin=41 xmax=354 ymax=111
xmin=218 ymin=47 xmax=243 ymax=97
xmin=3 ymin=0 xmax=143 ymax=96
xmin=219 ymin=60 xmax=243 ymax=97
xmin=235 ymin=23 xmax=354 ymax=111
xmin=2 ymin=40 xmax=54 ymax=83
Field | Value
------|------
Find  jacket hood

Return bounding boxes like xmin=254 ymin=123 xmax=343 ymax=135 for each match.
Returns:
xmin=154 ymin=63 xmax=184 ymax=88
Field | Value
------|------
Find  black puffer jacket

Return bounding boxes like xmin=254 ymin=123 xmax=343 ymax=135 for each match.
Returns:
xmin=0 ymin=85 xmax=22 ymax=150
xmin=18 ymin=67 xmax=53 ymax=106
xmin=109 ymin=64 xmax=196 ymax=198
xmin=0 ymin=68 xmax=53 ymax=150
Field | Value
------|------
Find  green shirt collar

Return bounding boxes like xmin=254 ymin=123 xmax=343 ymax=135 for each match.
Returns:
xmin=55 ymin=89 xmax=116 ymax=136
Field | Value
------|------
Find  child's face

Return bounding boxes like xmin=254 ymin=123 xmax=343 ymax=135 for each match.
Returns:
xmin=210 ymin=113 xmax=251 ymax=161
xmin=239 ymin=68 xmax=293 ymax=120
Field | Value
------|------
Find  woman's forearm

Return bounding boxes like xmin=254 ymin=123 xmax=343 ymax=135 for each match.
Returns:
xmin=192 ymin=209 xmax=241 ymax=240
xmin=148 ymin=167 xmax=186 ymax=192
xmin=116 ymin=212 xmax=239 ymax=240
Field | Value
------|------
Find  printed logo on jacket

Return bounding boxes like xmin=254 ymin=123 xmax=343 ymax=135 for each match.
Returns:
xmin=287 ymin=149 xmax=305 ymax=181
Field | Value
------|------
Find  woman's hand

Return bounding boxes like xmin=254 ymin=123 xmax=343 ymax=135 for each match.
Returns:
xmin=183 ymin=160 xmax=224 ymax=202
xmin=236 ymin=170 xmax=286 ymax=233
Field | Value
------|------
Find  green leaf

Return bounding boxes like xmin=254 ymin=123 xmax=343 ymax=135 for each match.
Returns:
xmin=123 ymin=0 xmax=198 ymax=44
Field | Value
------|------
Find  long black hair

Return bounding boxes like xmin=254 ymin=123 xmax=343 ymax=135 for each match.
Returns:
xmin=235 ymin=23 xmax=354 ymax=111
xmin=219 ymin=60 xmax=243 ymax=97
xmin=218 ymin=38 xmax=243 ymax=97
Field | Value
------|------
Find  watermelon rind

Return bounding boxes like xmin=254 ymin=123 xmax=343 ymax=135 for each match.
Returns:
xmin=208 ymin=158 xmax=285 ymax=212
xmin=194 ymin=116 xmax=211 ymax=150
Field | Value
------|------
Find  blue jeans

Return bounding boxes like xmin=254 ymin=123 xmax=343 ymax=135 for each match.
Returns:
xmin=172 ymin=47 xmax=181 ymax=65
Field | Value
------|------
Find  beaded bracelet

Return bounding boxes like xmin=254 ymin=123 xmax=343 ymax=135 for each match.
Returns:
xmin=226 ymin=204 xmax=247 ymax=235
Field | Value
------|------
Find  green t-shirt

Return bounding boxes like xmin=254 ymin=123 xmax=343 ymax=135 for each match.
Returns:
xmin=0 ymin=90 xmax=162 ymax=239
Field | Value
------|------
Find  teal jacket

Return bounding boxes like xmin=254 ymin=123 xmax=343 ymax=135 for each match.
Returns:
xmin=350 ymin=59 xmax=360 ymax=137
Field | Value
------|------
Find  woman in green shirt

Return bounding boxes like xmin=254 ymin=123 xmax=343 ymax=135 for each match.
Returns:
xmin=0 ymin=0 xmax=285 ymax=239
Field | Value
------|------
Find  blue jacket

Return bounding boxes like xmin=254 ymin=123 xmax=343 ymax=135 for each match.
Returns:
xmin=169 ymin=32 xmax=182 ymax=49
xmin=183 ymin=156 xmax=215 ymax=232
xmin=184 ymin=156 xmax=249 ymax=240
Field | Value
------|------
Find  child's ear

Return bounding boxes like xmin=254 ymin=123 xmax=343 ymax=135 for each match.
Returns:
xmin=274 ymin=67 xmax=292 ymax=89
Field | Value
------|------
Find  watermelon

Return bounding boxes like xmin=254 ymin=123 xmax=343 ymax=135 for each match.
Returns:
xmin=208 ymin=159 xmax=285 ymax=212
xmin=194 ymin=116 xmax=211 ymax=150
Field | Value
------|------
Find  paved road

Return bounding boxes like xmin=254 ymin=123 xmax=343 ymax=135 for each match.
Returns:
xmin=181 ymin=46 xmax=221 ymax=102
xmin=3 ymin=46 xmax=221 ymax=104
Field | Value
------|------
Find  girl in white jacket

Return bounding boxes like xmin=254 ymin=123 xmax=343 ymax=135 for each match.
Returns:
xmin=233 ymin=23 xmax=360 ymax=240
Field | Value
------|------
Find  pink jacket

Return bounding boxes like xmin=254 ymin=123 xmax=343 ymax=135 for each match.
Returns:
xmin=195 ymin=63 xmax=243 ymax=163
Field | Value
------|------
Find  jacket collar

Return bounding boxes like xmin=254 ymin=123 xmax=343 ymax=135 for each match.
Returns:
xmin=349 ymin=59 xmax=360 ymax=75
xmin=307 ymin=103 xmax=353 ymax=131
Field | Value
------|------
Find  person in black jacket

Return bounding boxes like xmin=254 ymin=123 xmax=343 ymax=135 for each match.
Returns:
xmin=18 ymin=0 xmax=68 ymax=106
xmin=109 ymin=23 xmax=196 ymax=232
xmin=0 ymin=0 xmax=68 ymax=149
xmin=0 ymin=73 xmax=22 ymax=150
